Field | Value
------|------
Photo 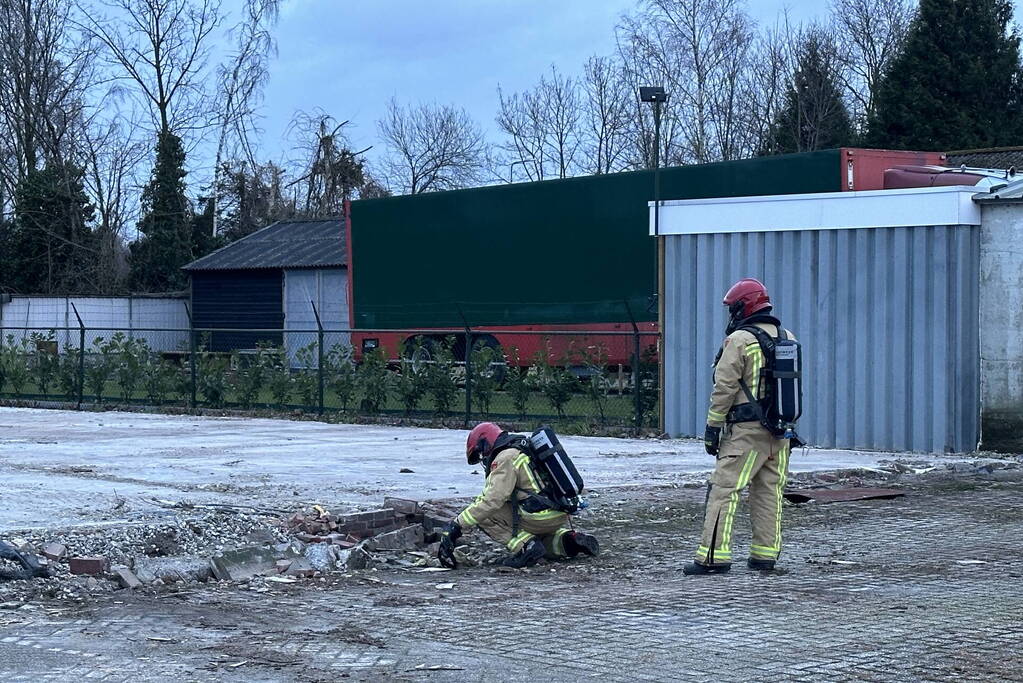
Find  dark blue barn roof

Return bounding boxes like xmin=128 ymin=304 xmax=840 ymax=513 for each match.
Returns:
xmin=183 ymin=219 xmax=346 ymax=271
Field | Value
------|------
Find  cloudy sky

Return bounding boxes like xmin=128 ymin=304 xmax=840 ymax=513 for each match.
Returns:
xmin=254 ymin=0 xmax=1023 ymax=170
xmin=256 ymin=0 xmax=829 ymax=167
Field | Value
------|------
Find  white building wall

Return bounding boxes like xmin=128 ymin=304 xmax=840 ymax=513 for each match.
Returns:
xmin=978 ymin=203 xmax=1023 ymax=451
xmin=0 ymin=296 xmax=189 ymax=352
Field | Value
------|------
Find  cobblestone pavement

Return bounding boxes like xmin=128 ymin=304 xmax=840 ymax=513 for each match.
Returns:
xmin=2 ymin=476 xmax=1022 ymax=682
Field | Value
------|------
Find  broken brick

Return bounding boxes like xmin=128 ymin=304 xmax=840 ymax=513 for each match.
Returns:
xmin=383 ymin=497 xmax=421 ymax=516
xmin=284 ymin=557 xmax=316 ymax=578
xmin=210 ymin=546 xmax=277 ymax=582
xmin=42 ymin=543 xmax=67 ymax=562
xmin=69 ymin=556 xmax=108 ymax=575
xmin=111 ymin=565 xmax=142 ymax=589
xmin=364 ymin=524 xmax=424 ymax=551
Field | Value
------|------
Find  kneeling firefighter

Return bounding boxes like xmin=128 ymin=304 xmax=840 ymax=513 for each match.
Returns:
xmin=684 ymin=278 xmax=803 ymax=576
xmin=438 ymin=422 xmax=600 ymax=569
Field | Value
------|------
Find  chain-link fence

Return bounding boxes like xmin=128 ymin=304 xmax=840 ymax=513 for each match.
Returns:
xmin=0 ymin=323 xmax=660 ymax=435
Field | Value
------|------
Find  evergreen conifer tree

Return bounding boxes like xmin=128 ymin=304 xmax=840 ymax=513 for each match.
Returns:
xmin=867 ymin=0 xmax=1023 ymax=149
xmin=130 ymin=132 xmax=192 ymax=292
xmin=9 ymin=163 xmax=97 ymax=294
xmin=765 ymin=30 xmax=853 ymax=154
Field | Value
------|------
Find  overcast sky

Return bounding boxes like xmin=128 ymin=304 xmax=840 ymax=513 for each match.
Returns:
xmin=256 ymin=0 xmax=1020 ymax=169
xmin=256 ymin=0 xmax=825 ymax=167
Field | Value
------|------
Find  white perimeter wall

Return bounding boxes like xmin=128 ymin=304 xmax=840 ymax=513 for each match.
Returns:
xmin=979 ymin=203 xmax=1023 ymax=450
xmin=0 ymin=296 xmax=189 ymax=352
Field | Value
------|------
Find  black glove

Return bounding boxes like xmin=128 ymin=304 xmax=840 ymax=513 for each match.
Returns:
xmin=704 ymin=425 xmax=721 ymax=456
xmin=437 ymin=520 xmax=462 ymax=569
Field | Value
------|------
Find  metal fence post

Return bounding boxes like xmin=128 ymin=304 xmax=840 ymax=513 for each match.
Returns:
xmin=71 ymin=303 xmax=85 ymax=409
xmin=186 ymin=305 xmax=197 ymax=409
xmin=463 ymin=326 xmax=472 ymax=429
xmin=311 ymin=300 xmax=325 ymax=415
xmin=625 ymin=301 xmax=642 ymax=436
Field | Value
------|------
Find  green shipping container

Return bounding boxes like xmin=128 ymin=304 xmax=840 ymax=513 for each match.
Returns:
xmin=349 ymin=149 xmax=841 ymax=329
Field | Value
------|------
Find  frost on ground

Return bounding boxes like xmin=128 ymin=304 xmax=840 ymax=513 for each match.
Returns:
xmin=1 ymin=407 xmax=1022 ymax=680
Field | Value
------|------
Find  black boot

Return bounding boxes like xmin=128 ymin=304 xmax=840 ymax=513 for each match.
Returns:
xmin=682 ymin=561 xmax=731 ymax=576
xmin=500 ymin=539 xmax=545 ymax=568
xmin=564 ymin=531 xmax=600 ymax=558
xmin=747 ymin=558 xmax=776 ymax=571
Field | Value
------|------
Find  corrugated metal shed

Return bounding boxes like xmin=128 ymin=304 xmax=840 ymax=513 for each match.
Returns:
xmin=656 ymin=187 xmax=982 ymax=454
xmin=183 ymin=219 xmax=345 ymax=271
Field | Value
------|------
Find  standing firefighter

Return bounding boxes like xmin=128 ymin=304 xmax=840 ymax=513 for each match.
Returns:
xmin=438 ymin=422 xmax=600 ymax=569
xmin=683 ymin=278 xmax=803 ymax=575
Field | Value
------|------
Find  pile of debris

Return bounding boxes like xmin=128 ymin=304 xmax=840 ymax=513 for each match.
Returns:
xmin=0 ymin=496 xmax=508 ymax=601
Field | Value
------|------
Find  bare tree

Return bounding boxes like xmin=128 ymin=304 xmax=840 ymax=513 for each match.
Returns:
xmin=0 ymin=0 xmax=96 ymax=212
xmin=496 ymin=86 xmax=548 ymax=181
xmin=830 ymin=0 xmax=913 ymax=129
xmin=496 ymin=66 xmax=581 ymax=181
xmin=744 ymin=17 xmax=797 ymax=155
xmin=78 ymin=0 xmax=222 ymax=137
xmin=580 ymin=56 xmax=631 ymax=174
xmin=378 ymin=98 xmax=488 ymax=194
xmin=617 ymin=0 xmax=755 ymax=165
xmin=212 ymin=0 xmax=280 ymax=232
xmin=81 ymin=116 xmax=149 ymax=291
xmin=289 ymin=111 xmax=365 ymax=215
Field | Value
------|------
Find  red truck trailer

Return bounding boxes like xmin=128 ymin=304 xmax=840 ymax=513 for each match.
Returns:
xmin=347 ymin=148 xmax=953 ymax=371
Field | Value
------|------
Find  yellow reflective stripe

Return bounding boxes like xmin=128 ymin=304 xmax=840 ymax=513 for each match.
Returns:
xmin=746 ymin=346 xmax=764 ymax=399
xmin=507 ymin=531 xmax=533 ymax=552
xmin=774 ymin=443 xmax=790 ymax=552
xmin=750 ymin=544 xmax=779 ymax=553
xmin=722 ymin=450 xmax=759 ymax=553
xmin=552 ymin=528 xmax=569 ymax=557
xmin=457 ymin=509 xmax=477 ymax=527
xmin=521 ymin=509 xmax=562 ymax=521
xmin=515 ymin=454 xmax=541 ymax=492
xmin=707 ymin=409 xmax=726 ymax=421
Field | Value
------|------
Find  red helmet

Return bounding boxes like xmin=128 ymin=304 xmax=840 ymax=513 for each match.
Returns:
xmin=466 ymin=422 xmax=505 ymax=465
xmin=723 ymin=278 xmax=771 ymax=320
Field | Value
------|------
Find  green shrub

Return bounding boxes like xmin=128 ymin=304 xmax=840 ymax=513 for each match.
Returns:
xmin=86 ymin=336 xmax=116 ymax=402
xmin=503 ymin=347 xmax=532 ymax=420
xmin=232 ymin=345 xmax=268 ymax=409
xmin=536 ymin=340 xmax=576 ymax=419
xmin=356 ymin=347 xmax=390 ymax=413
xmin=143 ymin=357 xmax=177 ymax=404
xmin=263 ymin=346 xmax=293 ymax=408
xmin=469 ymin=345 xmax=500 ymax=416
xmin=572 ymin=343 xmax=611 ymax=426
xmin=109 ymin=333 xmax=150 ymax=401
xmin=426 ymin=338 xmax=457 ymax=416
xmin=325 ymin=344 xmax=357 ymax=412
xmin=294 ymin=342 xmax=320 ymax=408
xmin=29 ymin=331 xmax=58 ymax=395
xmin=198 ymin=353 xmax=230 ymax=407
xmin=58 ymin=345 xmax=83 ymax=401
xmin=395 ymin=354 xmax=428 ymax=416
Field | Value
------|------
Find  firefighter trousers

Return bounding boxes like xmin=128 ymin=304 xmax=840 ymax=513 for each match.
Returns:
xmin=478 ymin=503 xmax=573 ymax=559
xmin=696 ymin=422 xmax=791 ymax=566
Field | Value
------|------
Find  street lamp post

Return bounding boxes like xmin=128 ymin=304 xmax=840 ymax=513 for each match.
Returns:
xmin=639 ymin=86 xmax=668 ymax=435
xmin=639 ymin=86 xmax=668 ymax=235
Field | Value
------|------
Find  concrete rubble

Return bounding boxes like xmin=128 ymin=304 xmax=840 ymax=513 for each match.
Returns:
xmin=0 ymin=495 xmax=497 ymax=600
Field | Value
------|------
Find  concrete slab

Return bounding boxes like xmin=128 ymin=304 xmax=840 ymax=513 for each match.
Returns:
xmin=0 ymin=407 xmax=959 ymax=532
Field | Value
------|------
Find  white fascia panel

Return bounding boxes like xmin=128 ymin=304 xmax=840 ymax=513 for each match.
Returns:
xmin=649 ymin=186 xmax=982 ymax=236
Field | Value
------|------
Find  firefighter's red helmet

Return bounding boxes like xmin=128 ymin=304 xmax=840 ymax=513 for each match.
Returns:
xmin=723 ymin=278 xmax=772 ymax=319
xmin=466 ymin=422 xmax=505 ymax=465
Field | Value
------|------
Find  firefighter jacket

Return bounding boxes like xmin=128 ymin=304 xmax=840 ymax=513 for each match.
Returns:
xmin=456 ymin=447 xmax=544 ymax=529
xmin=706 ymin=322 xmax=796 ymax=428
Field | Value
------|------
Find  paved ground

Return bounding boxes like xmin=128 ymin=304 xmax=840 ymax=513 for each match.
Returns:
xmin=1 ymin=407 xmax=1021 ymax=681
xmin=0 ymin=407 xmax=901 ymax=531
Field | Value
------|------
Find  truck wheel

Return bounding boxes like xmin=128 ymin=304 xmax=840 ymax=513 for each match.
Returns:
xmin=470 ymin=335 xmax=507 ymax=384
xmin=403 ymin=336 xmax=437 ymax=374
